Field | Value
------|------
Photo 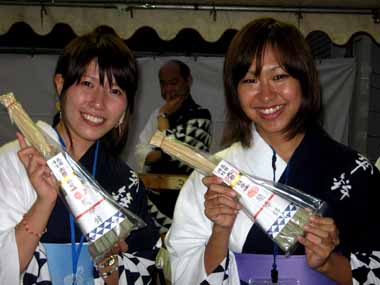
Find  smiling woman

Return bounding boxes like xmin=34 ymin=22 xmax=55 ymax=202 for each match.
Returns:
xmin=54 ymin=58 xmax=128 ymax=160
xmin=0 ymin=28 xmax=159 ymax=285
xmin=166 ymin=17 xmax=380 ymax=285
xmin=236 ymin=46 xmax=303 ymax=159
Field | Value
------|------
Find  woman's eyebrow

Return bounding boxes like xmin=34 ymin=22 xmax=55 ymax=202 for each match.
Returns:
xmin=246 ymin=65 xmax=282 ymax=75
xmin=82 ymin=73 xmax=99 ymax=80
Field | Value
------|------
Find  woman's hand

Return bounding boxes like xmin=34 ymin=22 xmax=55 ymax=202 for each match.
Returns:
xmin=203 ymin=175 xmax=240 ymax=274
xmin=298 ymin=216 xmax=353 ymax=284
xmin=17 ymin=133 xmax=58 ymax=205
xmin=203 ymin=175 xmax=240 ymax=229
xmin=95 ymin=240 xmax=128 ymax=284
xmin=297 ymin=215 xmax=340 ymax=270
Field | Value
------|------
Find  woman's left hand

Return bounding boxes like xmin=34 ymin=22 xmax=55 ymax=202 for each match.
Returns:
xmin=95 ymin=240 xmax=129 ymax=284
xmin=297 ymin=215 xmax=340 ymax=270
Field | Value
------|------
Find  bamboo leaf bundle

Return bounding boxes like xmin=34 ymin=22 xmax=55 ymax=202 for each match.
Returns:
xmin=0 ymin=92 xmax=57 ymax=158
xmin=0 ymin=92 xmax=146 ymax=262
xmin=150 ymin=131 xmax=326 ymax=254
xmin=150 ymin=131 xmax=217 ymax=174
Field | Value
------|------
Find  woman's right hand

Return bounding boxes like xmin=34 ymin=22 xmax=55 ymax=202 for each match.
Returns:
xmin=203 ymin=175 xmax=240 ymax=229
xmin=17 ymin=133 xmax=58 ymax=205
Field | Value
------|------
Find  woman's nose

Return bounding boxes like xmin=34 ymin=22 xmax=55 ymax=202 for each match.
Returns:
xmin=258 ymin=81 xmax=275 ymax=103
xmin=91 ymin=88 xmax=106 ymax=109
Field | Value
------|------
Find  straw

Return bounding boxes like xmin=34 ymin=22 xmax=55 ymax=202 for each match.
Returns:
xmin=0 ymin=92 xmax=55 ymax=158
xmin=150 ymin=131 xmax=216 ymax=174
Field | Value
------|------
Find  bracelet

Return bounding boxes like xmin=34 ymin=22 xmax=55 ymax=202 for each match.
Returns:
xmin=96 ymin=255 xmax=119 ymax=279
xmin=99 ymin=265 xmax=118 ymax=279
xmin=17 ymin=214 xmax=47 ymax=238
xmin=96 ymin=254 xmax=118 ymax=269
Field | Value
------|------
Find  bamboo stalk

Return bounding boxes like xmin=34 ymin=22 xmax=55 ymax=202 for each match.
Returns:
xmin=0 ymin=92 xmax=55 ymax=158
xmin=150 ymin=131 xmax=216 ymax=174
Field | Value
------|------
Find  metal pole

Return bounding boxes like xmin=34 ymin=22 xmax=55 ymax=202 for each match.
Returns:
xmin=0 ymin=1 xmax=375 ymax=15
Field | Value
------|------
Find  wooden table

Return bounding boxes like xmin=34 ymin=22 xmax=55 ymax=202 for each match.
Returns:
xmin=139 ymin=173 xmax=189 ymax=191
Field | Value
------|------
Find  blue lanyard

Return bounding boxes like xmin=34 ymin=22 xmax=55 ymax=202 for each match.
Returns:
xmin=56 ymin=132 xmax=99 ymax=285
xmin=270 ymin=147 xmax=291 ymax=283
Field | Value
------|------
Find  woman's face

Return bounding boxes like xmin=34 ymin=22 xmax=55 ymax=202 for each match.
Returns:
xmin=237 ymin=46 xmax=302 ymax=140
xmin=59 ymin=59 xmax=127 ymax=148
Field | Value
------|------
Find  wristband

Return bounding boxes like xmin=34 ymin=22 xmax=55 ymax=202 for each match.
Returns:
xmin=17 ymin=214 xmax=47 ymax=238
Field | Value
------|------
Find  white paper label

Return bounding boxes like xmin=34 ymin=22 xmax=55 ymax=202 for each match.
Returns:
xmin=213 ymin=160 xmax=298 ymax=237
xmin=47 ymin=152 xmax=119 ymax=236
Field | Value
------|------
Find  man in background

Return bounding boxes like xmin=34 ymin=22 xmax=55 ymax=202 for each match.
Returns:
xmin=135 ymin=60 xmax=212 ymax=232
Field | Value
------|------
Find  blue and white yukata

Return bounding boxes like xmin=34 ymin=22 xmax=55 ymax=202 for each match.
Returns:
xmin=166 ymin=125 xmax=380 ymax=285
xmin=0 ymin=121 xmax=160 ymax=285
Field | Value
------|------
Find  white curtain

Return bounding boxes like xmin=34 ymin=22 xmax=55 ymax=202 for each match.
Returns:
xmin=0 ymin=55 xmax=356 ymax=170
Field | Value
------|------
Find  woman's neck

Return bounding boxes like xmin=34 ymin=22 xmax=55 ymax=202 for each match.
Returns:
xmin=56 ymin=122 xmax=93 ymax=161
xmin=259 ymin=131 xmax=304 ymax=162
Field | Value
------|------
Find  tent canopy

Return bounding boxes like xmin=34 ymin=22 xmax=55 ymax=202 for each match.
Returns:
xmin=0 ymin=0 xmax=379 ymax=45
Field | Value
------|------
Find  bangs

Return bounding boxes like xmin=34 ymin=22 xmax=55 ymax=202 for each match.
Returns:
xmin=58 ymin=32 xmax=137 ymax=110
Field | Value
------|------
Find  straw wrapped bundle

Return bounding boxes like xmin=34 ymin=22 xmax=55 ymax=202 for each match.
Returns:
xmin=150 ymin=130 xmax=315 ymax=253
xmin=0 ymin=92 xmax=57 ymax=158
xmin=150 ymin=131 xmax=216 ymax=174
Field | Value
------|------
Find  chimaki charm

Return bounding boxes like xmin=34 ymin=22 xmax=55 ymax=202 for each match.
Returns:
xmin=0 ymin=92 xmax=146 ymax=262
xmin=150 ymin=130 xmax=327 ymax=254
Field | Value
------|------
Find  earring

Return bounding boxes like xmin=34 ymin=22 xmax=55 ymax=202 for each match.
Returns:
xmin=55 ymin=101 xmax=61 ymax=111
xmin=116 ymin=114 xmax=125 ymax=136
xmin=118 ymin=114 xmax=124 ymax=126
xmin=118 ymin=125 xmax=122 ymax=136
xmin=55 ymin=100 xmax=62 ymax=120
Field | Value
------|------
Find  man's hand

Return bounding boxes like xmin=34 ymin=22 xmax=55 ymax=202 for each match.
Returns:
xmin=159 ymin=95 xmax=186 ymax=115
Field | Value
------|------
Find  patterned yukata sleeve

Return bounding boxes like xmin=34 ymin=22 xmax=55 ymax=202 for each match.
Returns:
xmin=166 ymin=108 xmax=212 ymax=173
xmin=341 ymin=154 xmax=380 ymax=284
xmin=351 ymin=251 xmax=380 ymax=285
xmin=172 ymin=108 xmax=212 ymax=152
xmin=200 ymin=255 xmax=230 ymax=285
xmin=94 ymin=253 xmax=156 ymax=285
xmin=94 ymin=168 xmax=160 ymax=285
xmin=22 ymin=244 xmax=52 ymax=285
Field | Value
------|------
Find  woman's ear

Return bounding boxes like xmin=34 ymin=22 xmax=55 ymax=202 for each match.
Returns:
xmin=54 ymin=74 xmax=64 ymax=96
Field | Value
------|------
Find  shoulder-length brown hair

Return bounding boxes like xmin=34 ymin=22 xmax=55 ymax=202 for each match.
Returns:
xmin=54 ymin=28 xmax=138 ymax=155
xmin=223 ymin=17 xmax=322 ymax=147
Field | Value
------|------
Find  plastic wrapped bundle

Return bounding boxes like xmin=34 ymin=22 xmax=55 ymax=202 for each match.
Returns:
xmin=150 ymin=131 xmax=327 ymax=254
xmin=0 ymin=92 xmax=146 ymax=261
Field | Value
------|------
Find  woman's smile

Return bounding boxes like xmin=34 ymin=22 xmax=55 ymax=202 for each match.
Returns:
xmin=255 ymin=104 xmax=284 ymax=117
xmin=81 ymin=112 xmax=105 ymax=125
